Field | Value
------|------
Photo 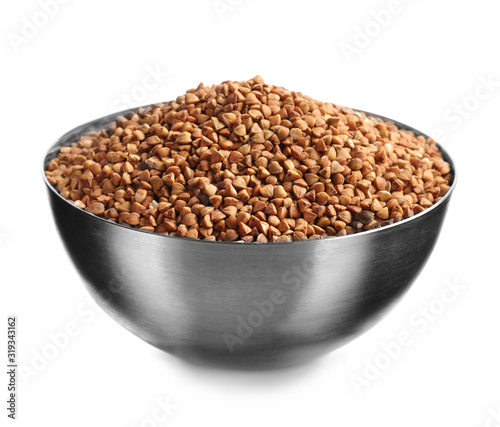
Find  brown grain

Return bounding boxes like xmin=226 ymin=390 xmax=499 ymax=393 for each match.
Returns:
xmin=45 ymin=76 xmax=452 ymax=242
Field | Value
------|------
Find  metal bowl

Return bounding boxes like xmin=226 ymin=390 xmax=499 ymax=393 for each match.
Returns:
xmin=43 ymin=107 xmax=456 ymax=368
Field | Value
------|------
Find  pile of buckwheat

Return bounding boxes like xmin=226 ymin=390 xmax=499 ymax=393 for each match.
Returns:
xmin=46 ymin=76 xmax=452 ymax=242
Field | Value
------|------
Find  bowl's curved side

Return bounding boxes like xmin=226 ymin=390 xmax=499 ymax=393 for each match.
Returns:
xmin=46 ymin=184 xmax=451 ymax=367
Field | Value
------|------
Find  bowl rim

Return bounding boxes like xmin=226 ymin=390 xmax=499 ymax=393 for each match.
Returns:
xmin=42 ymin=105 xmax=457 ymax=246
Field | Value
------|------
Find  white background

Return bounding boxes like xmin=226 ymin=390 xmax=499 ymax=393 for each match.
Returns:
xmin=1 ymin=0 xmax=499 ymax=425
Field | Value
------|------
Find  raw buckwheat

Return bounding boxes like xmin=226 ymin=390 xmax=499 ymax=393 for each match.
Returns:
xmin=45 ymin=76 xmax=452 ymax=242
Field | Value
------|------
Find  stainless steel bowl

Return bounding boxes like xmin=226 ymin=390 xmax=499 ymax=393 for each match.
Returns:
xmin=43 ymin=107 xmax=456 ymax=368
